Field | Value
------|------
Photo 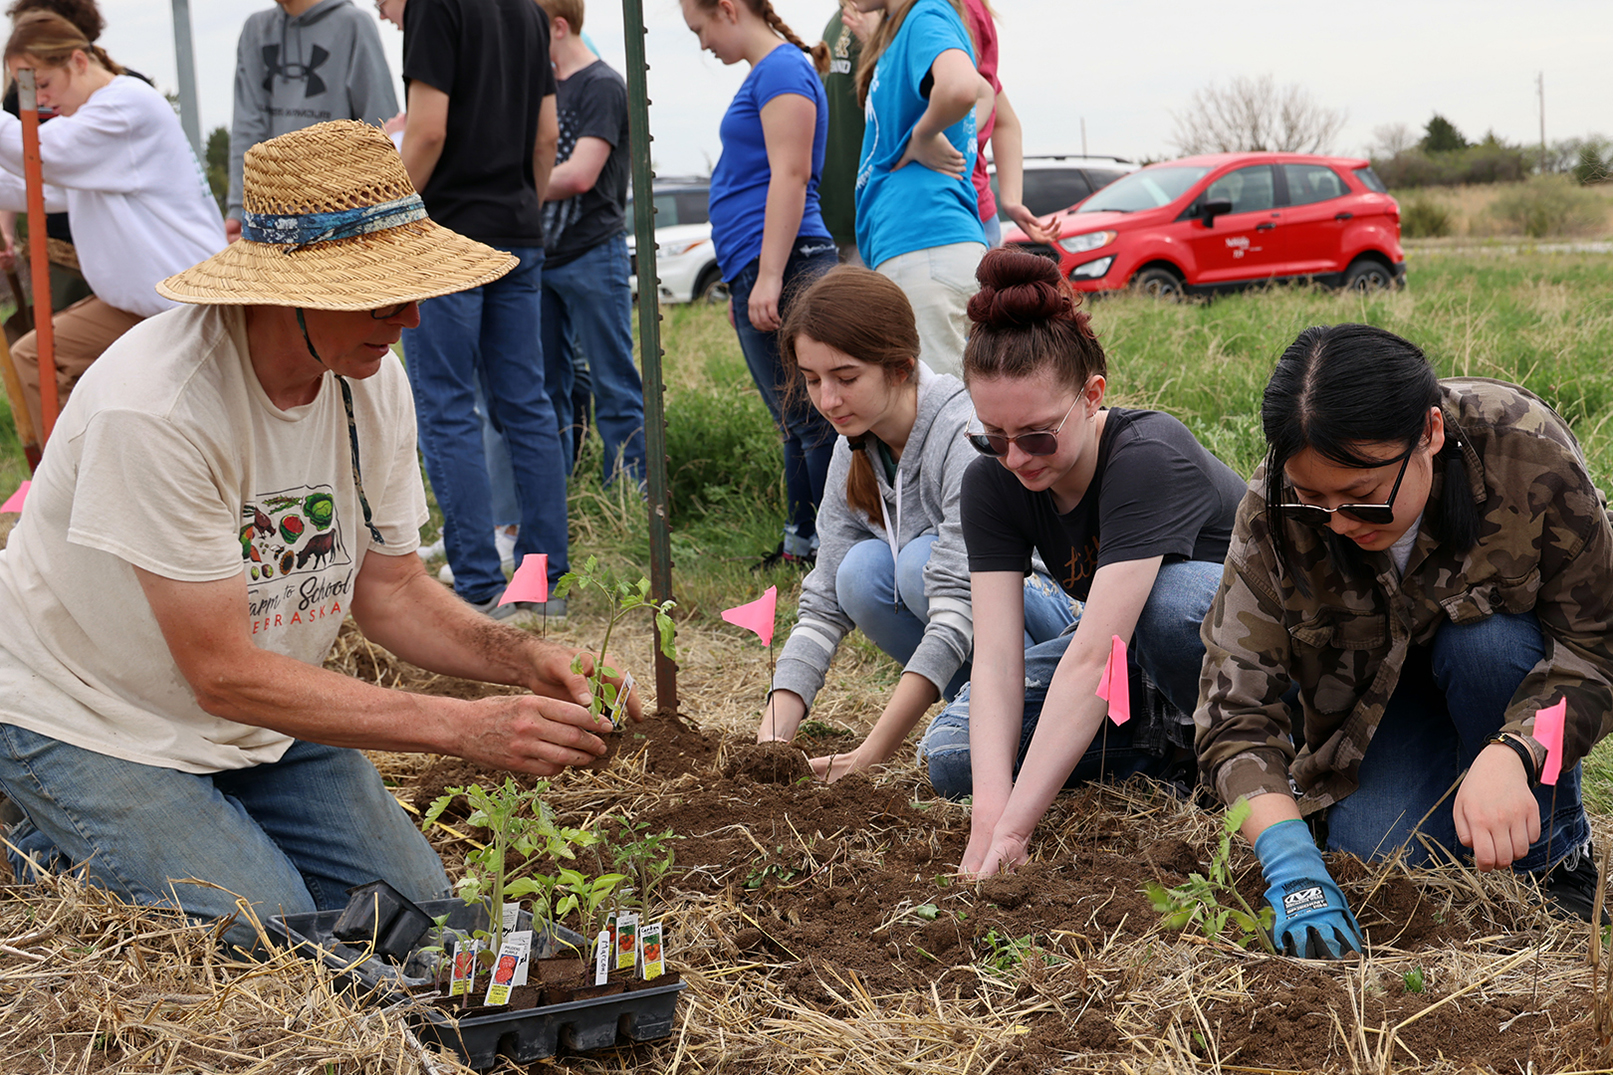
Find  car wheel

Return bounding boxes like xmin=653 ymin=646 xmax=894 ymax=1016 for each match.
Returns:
xmin=1132 ymin=267 xmax=1183 ymax=301
xmin=1343 ymin=258 xmax=1394 ymax=292
xmin=695 ymin=266 xmax=729 ymax=305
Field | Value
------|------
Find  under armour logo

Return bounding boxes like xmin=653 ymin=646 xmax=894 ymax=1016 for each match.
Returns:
xmin=261 ymin=43 xmax=330 ymax=98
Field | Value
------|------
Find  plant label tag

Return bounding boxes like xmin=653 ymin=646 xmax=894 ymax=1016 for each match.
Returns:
xmin=501 ymin=902 xmax=521 ymax=932
xmin=483 ymin=931 xmax=531 ymax=1007
xmin=449 ymin=939 xmax=480 ymax=997
xmin=609 ymin=672 xmax=635 ymax=728
xmin=615 ymin=912 xmax=639 ymax=971
xmin=509 ymin=930 xmax=532 ymax=986
xmin=593 ymin=928 xmax=611 ymax=986
xmin=640 ymin=920 xmax=665 ymax=980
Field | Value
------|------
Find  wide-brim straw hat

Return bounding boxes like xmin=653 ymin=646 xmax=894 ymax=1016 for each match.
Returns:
xmin=158 ymin=120 xmax=515 ymax=310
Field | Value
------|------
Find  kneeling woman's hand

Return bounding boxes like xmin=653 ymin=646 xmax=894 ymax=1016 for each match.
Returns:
xmin=1455 ymin=743 xmax=1543 ymax=871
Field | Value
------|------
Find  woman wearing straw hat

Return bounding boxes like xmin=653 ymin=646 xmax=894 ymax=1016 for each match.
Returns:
xmin=0 ymin=120 xmax=634 ymax=952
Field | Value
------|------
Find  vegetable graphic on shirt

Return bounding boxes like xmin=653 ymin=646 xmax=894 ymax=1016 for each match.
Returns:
xmin=279 ymin=514 xmax=305 ymax=544
xmin=302 ymin=492 xmax=335 ymax=530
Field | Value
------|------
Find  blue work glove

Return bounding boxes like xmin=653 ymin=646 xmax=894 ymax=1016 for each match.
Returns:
xmin=1254 ymin=819 xmax=1363 ymax=959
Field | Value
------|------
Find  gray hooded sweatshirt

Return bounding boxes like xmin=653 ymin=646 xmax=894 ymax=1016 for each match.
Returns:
xmin=773 ymin=364 xmax=977 ymax=710
xmin=229 ymin=0 xmax=398 ymax=219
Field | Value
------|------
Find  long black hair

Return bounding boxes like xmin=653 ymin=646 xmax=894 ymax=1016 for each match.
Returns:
xmin=1261 ymin=324 xmax=1479 ymax=579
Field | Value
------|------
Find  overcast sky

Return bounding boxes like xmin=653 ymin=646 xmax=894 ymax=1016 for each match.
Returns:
xmin=99 ymin=0 xmax=1608 ymax=174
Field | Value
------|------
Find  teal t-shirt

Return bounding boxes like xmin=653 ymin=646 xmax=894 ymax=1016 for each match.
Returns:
xmin=854 ymin=0 xmax=983 ymax=269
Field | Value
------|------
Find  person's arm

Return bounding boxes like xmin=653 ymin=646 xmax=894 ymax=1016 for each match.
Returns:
xmin=544 ymin=135 xmax=609 ymax=202
xmin=987 ymin=91 xmax=1054 ymax=244
xmin=810 ymin=671 xmax=939 ymax=780
xmin=399 ymin=80 xmax=449 ymax=192
xmin=759 ymin=689 xmax=807 ymax=743
xmin=0 ymin=209 xmax=15 ymax=269
xmin=893 ymin=48 xmax=977 ymax=178
xmin=956 ymin=570 xmax=1031 ymax=873
xmin=532 ymin=93 xmax=558 ymax=206
xmin=346 ymin=13 xmax=401 ymax=126
xmin=966 ymin=556 xmax=1164 ymax=878
xmin=749 ymin=91 xmax=818 ymax=332
xmin=132 ymin=554 xmax=626 ymax=775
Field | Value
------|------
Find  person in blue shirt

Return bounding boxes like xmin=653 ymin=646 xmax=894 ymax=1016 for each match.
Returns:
xmin=681 ymin=0 xmax=839 ymax=568
xmin=852 ymin=0 xmax=993 ymax=379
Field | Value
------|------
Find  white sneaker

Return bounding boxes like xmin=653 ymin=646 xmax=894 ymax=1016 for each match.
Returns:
xmin=438 ymin=562 xmax=455 ymax=585
xmin=494 ymin=526 xmax=518 ymax=575
xmin=417 ymin=534 xmax=446 ymax=561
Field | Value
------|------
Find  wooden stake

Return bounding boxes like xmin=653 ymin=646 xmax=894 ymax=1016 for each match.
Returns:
xmin=16 ymin=69 xmax=56 ymax=443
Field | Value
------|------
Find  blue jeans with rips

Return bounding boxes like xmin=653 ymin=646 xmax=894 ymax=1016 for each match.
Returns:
xmin=728 ymin=238 xmax=839 ymax=556
xmin=837 ymin=536 xmax=1079 ymax=701
xmin=403 ymin=246 xmax=568 ymax=602
xmin=1323 ymin=610 xmax=1589 ymax=872
xmin=919 ymin=558 xmax=1222 ymax=800
xmin=0 ymin=727 xmax=450 ymax=952
xmin=542 ymin=234 xmax=645 ymax=485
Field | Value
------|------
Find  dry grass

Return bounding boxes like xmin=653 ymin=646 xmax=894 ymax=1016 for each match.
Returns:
xmin=1395 ymin=181 xmax=1613 ymax=241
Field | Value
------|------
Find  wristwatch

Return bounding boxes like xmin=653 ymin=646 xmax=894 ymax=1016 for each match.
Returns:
xmin=1485 ymin=732 xmax=1544 ymax=787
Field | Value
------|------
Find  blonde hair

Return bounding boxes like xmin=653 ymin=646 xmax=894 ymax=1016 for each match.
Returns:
xmin=5 ymin=10 xmax=121 ymax=76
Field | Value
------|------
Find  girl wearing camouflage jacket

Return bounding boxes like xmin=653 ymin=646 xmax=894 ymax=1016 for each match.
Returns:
xmin=1198 ymin=323 xmax=1606 ymax=960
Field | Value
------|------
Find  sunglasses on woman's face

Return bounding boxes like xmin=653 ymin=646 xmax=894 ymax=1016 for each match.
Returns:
xmin=1279 ymin=448 xmax=1414 ymax=527
xmin=966 ymin=396 xmax=1081 ymax=458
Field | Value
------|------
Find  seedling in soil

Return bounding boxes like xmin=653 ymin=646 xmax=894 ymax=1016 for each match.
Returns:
xmin=555 ymin=867 xmax=628 ymax=942
xmin=1144 ymin=798 xmax=1278 ymax=955
xmin=606 ymin=818 xmax=679 ymax=918
xmin=553 ymin=556 xmax=677 ymax=727
xmin=978 ymin=929 xmax=1061 ymax=976
xmin=1403 ymin=966 xmax=1426 ymax=994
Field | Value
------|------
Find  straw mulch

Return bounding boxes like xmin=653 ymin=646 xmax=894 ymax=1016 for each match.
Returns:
xmin=2 ymin=607 xmax=1611 ymax=1073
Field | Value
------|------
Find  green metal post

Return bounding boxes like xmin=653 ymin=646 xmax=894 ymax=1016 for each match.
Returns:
xmin=622 ymin=0 xmax=678 ymax=715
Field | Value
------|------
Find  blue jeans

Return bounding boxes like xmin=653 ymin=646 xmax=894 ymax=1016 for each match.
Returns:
xmin=837 ymin=536 xmax=1079 ymax=701
xmin=0 ymin=727 xmax=449 ymax=952
xmin=920 ymin=558 xmax=1222 ymax=799
xmin=1324 ymin=611 xmax=1589 ymax=872
xmin=476 ymin=376 xmax=520 ymax=529
xmin=542 ymin=235 xmax=645 ymax=485
xmin=404 ymin=246 xmax=568 ymax=602
xmin=982 ymin=214 xmax=1003 ymax=248
xmin=729 ymin=238 xmax=839 ymax=554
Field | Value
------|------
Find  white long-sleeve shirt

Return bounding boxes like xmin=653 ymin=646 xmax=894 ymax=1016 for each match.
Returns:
xmin=0 ymin=75 xmax=225 ymax=317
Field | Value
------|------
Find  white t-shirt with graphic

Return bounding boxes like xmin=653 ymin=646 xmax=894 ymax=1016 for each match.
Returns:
xmin=0 ymin=303 xmax=427 ymax=773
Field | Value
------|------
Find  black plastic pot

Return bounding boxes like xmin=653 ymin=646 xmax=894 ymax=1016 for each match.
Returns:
xmin=271 ymin=896 xmax=685 ymax=1071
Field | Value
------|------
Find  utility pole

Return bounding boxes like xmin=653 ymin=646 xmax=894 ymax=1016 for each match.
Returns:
xmin=1537 ymin=71 xmax=1546 ymax=174
xmin=170 ymin=0 xmax=202 ymax=158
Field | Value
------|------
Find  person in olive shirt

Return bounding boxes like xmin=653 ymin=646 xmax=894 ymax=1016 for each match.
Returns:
xmin=817 ymin=2 xmax=875 ymax=264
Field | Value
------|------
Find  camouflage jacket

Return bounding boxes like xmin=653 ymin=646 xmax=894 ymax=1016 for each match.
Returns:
xmin=1195 ymin=378 xmax=1613 ymax=813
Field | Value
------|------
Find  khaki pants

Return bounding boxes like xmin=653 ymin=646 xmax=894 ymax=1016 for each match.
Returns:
xmin=12 ymin=295 xmax=142 ymax=439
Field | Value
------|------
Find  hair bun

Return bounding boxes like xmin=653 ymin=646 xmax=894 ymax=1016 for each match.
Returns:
xmin=967 ymin=246 xmax=1076 ymax=329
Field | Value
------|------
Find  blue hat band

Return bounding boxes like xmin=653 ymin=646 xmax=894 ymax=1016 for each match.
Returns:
xmin=241 ymin=193 xmax=427 ymax=251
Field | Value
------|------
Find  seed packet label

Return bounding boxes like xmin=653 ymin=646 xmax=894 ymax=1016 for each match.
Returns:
xmin=501 ymin=902 xmax=521 ymax=932
xmin=606 ymin=910 xmax=617 ymax=949
xmin=594 ymin=928 xmax=611 ymax=986
xmin=449 ymin=939 xmax=480 ymax=997
xmin=483 ymin=931 xmax=531 ymax=1007
xmin=609 ymin=672 xmax=635 ymax=728
xmin=509 ymin=930 xmax=532 ymax=986
xmin=615 ymin=912 xmax=639 ymax=971
xmin=640 ymin=920 xmax=665 ymax=980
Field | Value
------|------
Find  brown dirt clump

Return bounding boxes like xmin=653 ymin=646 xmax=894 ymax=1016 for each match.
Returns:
xmin=720 ymin=740 xmax=811 ymax=783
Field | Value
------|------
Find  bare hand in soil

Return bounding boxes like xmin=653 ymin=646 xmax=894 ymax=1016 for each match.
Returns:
xmin=960 ymin=828 xmax=1029 ymax=880
xmin=755 ymin=690 xmax=805 ymax=743
xmin=808 ymin=747 xmax=869 ymax=783
xmin=1454 ymin=744 xmax=1544 ymax=870
xmin=455 ymin=694 xmax=614 ymax=775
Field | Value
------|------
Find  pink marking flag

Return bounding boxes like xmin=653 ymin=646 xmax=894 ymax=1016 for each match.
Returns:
xmin=0 ymin=480 xmax=28 ymax=514
xmin=1094 ymin=634 xmax=1131 ymax=725
xmin=1534 ymin=698 xmax=1567 ymax=786
xmin=499 ymin=552 xmax=549 ymax=606
xmin=722 ymin=586 xmax=777 ymax=646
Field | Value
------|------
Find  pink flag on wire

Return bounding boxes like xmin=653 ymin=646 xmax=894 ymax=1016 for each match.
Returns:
xmin=1094 ymin=634 xmax=1131 ymax=725
xmin=1534 ymin=698 xmax=1567 ymax=786
xmin=722 ymin=586 xmax=778 ymax=646
xmin=499 ymin=553 xmax=549 ymax=606
xmin=0 ymin=480 xmax=28 ymax=514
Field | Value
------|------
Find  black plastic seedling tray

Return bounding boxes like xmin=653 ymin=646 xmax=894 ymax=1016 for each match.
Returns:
xmin=272 ymin=896 xmax=685 ymax=1070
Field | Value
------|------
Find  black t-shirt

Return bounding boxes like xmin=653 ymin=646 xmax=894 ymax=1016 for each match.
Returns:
xmin=962 ymin=408 xmax=1246 ymax=601
xmin=541 ymin=59 xmax=629 ymax=268
xmin=402 ymin=0 xmax=557 ymax=247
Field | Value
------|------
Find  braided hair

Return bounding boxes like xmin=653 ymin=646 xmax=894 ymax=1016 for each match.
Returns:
xmin=690 ymin=0 xmax=828 ymax=70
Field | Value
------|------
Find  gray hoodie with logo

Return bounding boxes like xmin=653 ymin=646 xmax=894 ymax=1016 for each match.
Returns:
xmin=229 ymin=0 xmax=398 ymax=220
xmin=773 ymin=364 xmax=978 ymax=711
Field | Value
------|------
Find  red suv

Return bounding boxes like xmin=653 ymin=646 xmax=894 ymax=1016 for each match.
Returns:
xmin=1003 ymin=152 xmax=1404 ymax=298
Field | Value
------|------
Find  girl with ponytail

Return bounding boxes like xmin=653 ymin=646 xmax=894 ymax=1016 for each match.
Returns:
xmin=1198 ymin=325 xmax=1611 ymax=952
xmin=919 ymin=247 xmax=1245 ymax=879
xmin=681 ymin=0 xmax=839 ymax=566
xmin=0 ymin=10 xmax=224 ymax=437
xmin=758 ymin=266 xmax=1077 ymax=780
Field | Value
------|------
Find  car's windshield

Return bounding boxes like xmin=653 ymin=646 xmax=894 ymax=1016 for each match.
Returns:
xmin=1078 ymin=166 xmax=1210 ymax=213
